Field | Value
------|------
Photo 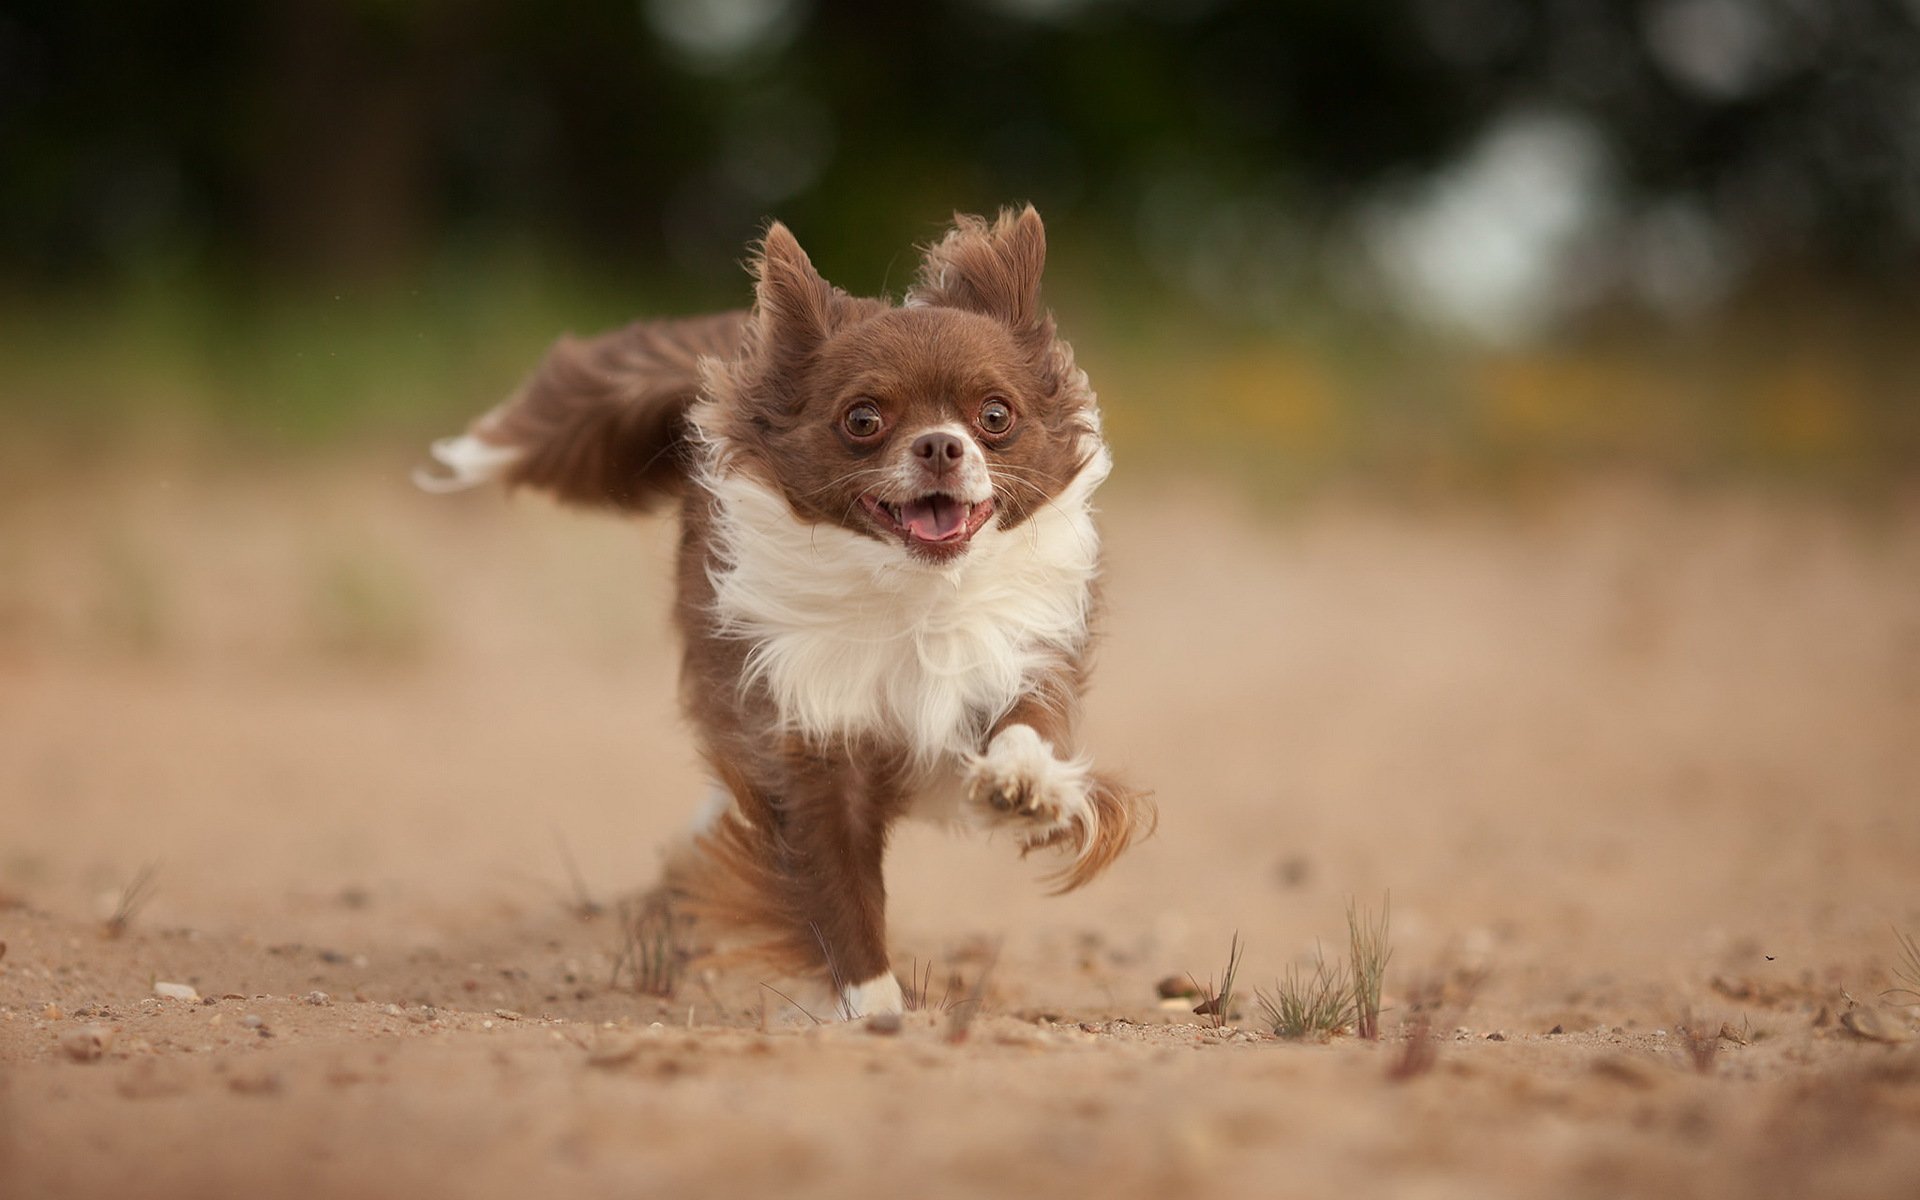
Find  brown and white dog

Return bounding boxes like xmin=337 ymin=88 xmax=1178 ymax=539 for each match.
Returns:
xmin=419 ymin=206 xmax=1149 ymax=1018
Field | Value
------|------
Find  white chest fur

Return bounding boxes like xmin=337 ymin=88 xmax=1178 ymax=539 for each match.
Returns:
xmin=700 ymin=450 xmax=1108 ymax=764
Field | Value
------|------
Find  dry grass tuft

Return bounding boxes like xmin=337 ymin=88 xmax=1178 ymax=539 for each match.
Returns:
xmin=1258 ymin=943 xmax=1355 ymax=1039
xmin=1187 ymin=931 xmax=1245 ymax=1029
xmin=1254 ymin=899 xmax=1395 ymax=1041
xmin=1348 ymin=895 xmax=1391 ymax=1039
xmin=613 ymin=895 xmax=682 ymax=998
xmin=101 ymin=862 xmax=158 ymax=939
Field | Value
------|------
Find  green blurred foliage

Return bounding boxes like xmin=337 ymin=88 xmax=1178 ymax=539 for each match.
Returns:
xmin=2 ymin=0 xmax=1917 ymax=485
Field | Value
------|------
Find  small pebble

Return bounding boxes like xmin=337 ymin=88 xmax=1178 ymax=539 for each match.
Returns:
xmin=240 ymin=1014 xmax=265 ymax=1029
xmin=154 ymin=982 xmax=199 ymax=1002
xmin=304 ymin=991 xmax=331 ymax=1006
xmin=59 ymin=1024 xmax=116 ymax=1061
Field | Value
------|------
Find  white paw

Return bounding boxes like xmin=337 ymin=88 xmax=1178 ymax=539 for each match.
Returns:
xmin=838 ymin=972 xmax=904 ymax=1020
xmin=963 ymin=724 xmax=1095 ymax=854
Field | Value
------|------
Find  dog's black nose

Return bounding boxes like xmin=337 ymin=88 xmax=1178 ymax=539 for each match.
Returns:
xmin=912 ymin=430 xmax=965 ymax=473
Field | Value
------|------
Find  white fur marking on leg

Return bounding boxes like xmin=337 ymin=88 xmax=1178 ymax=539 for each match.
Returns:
xmin=963 ymin=723 xmax=1097 ymax=857
xmin=838 ymin=971 xmax=904 ymax=1019
xmin=413 ymin=433 xmax=522 ymax=493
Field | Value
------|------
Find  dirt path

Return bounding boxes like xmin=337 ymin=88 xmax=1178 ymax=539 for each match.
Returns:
xmin=3 ymin=458 xmax=1918 ymax=1198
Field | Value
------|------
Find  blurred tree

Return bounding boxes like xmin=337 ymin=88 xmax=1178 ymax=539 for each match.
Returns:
xmin=1 ymin=0 xmax=1916 ymax=310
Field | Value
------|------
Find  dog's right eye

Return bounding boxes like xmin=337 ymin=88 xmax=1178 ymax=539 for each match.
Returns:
xmin=843 ymin=403 xmax=884 ymax=439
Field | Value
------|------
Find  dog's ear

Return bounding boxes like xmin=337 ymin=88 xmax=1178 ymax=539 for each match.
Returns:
xmin=910 ymin=205 xmax=1050 ymax=340
xmin=750 ymin=221 xmax=842 ymax=357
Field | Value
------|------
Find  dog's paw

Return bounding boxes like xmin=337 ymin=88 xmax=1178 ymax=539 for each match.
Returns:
xmin=837 ymin=972 xmax=905 ymax=1020
xmin=963 ymin=724 xmax=1095 ymax=854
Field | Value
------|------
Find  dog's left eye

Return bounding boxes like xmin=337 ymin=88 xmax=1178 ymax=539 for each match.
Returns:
xmin=843 ymin=403 xmax=884 ymax=439
xmin=978 ymin=398 xmax=1015 ymax=435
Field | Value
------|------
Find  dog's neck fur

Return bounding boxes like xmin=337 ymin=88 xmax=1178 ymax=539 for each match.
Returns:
xmin=696 ymin=441 xmax=1109 ymax=766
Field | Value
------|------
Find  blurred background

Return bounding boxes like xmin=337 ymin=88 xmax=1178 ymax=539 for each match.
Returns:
xmin=4 ymin=0 xmax=1918 ymax=487
xmin=4 ymin=14 xmax=1920 ymax=1177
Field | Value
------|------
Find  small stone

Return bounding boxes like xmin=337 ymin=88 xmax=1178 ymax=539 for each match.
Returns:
xmin=586 ymin=1032 xmax=644 ymax=1067
xmin=41 ymin=1003 xmax=62 ymax=1021
xmin=1485 ymin=1031 xmax=1506 ymax=1041
xmin=153 ymin=982 xmax=199 ymax=1002
xmin=59 ymin=1024 xmax=116 ymax=1061
xmin=492 ymin=1009 xmax=523 ymax=1021
xmin=867 ymin=1011 xmax=904 ymax=1035
xmin=304 ymin=991 xmax=331 ymax=1006
xmin=240 ymin=1014 xmax=265 ymax=1029
xmin=1547 ymin=1024 xmax=1565 ymax=1035
xmin=1155 ymin=975 xmax=1200 ymax=1001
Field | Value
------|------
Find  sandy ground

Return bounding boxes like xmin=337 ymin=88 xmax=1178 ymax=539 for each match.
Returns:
xmin=2 ymin=452 xmax=1918 ymax=1199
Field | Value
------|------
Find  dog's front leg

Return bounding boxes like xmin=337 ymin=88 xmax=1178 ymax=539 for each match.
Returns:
xmin=963 ymin=686 xmax=1150 ymax=891
xmin=770 ymin=747 xmax=906 ymax=1019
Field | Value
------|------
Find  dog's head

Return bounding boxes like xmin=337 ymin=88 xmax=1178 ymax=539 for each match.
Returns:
xmin=703 ymin=206 xmax=1103 ymax=566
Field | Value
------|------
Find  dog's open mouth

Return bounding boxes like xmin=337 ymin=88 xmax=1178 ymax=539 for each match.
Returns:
xmin=859 ymin=492 xmax=996 ymax=555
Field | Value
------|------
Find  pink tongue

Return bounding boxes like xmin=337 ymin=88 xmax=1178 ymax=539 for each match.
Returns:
xmin=901 ymin=495 xmax=966 ymax=540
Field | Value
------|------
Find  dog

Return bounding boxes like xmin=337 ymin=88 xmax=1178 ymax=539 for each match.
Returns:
xmin=419 ymin=206 xmax=1149 ymax=1018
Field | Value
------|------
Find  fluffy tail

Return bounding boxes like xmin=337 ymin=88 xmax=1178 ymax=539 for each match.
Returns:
xmin=416 ymin=310 xmax=747 ymax=511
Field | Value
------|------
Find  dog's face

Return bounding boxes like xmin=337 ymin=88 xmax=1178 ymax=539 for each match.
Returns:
xmin=710 ymin=207 xmax=1099 ymax=565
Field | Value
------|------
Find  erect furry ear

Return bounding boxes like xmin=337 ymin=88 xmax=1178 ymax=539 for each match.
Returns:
xmin=910 ymin=205 xmax=1050 ymax=339
xmin=751 ymin=221 xmax=841 ymax=357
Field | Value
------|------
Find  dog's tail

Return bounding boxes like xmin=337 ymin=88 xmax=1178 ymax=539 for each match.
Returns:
xmin=415 ymin=310 xmax=748 ymax=512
